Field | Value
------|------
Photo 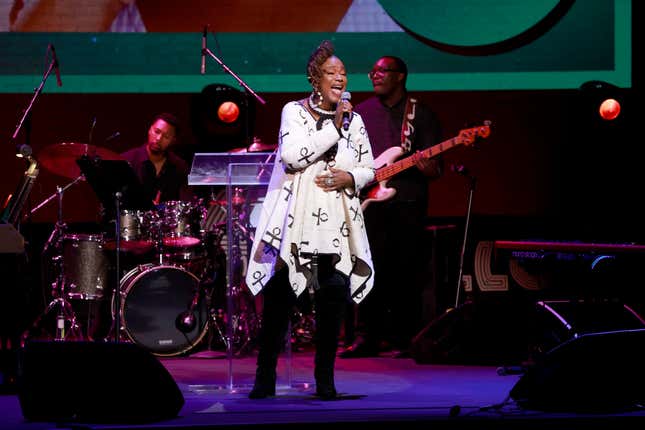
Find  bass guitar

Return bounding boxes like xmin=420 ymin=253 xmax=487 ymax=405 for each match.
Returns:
xmin=361 ymin=122 xmax=491 ymax=210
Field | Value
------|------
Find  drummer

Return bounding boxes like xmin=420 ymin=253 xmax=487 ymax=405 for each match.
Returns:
xmin=121 ymin=112 xmax=193 ymax=205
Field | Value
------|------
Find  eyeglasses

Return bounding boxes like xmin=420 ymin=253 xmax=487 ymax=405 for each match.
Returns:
xmin=368 ymin=67 xmax=401 ymax=80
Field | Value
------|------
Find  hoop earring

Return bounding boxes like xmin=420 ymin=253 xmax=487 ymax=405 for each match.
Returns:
xmin=312 ymin=89 xmax=323 ymax=107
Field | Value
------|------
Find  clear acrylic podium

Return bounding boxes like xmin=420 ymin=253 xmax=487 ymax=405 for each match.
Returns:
xmin=189 ymin=153 xmax=296 ymax=392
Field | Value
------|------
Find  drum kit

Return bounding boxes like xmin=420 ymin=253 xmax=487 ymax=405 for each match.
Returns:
xmin=21 ymin=141 xmax=266 ymax=357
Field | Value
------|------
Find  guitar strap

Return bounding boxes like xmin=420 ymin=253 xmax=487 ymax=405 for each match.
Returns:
xmin=400 ymin=96 xmax=417 ymax=153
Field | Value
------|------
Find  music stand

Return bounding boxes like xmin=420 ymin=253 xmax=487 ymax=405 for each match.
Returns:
xmin=76 ymin=156 xmax=151 ymax=343
xmin=76 ymin=156 xmax=152 ymax=216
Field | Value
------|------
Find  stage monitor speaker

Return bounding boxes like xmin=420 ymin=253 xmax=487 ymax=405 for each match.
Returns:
xmin=510 ymin=328 xmax=645 ymax=412
xmin=17 ymin=341 xmax=185 ymax=423
xmin=532 ymin=300 xmax=645 ymax=353
xmin=410 ymin=300 xmax=533 ymax=365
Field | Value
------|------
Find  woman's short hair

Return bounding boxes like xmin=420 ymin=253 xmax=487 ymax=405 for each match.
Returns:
xmin=306 ymin=40 xmax=335 ymax=86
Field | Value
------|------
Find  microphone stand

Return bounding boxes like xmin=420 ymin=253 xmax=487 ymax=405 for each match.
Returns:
xmin=255 ymin=148 xmax=277 ymax=183
xmin=202 ymin=46 xmax=266 ymax=106
xmin=11 ymin=45 xmax=59 ymax=158
xmin=202 ymin=35 xmax=267 ymax=391
xmin=453 ymin=165 xmax=477 ymax=309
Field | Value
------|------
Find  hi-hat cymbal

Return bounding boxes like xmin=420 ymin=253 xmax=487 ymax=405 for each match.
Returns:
xmin=38 ymin=142 xmax=125 ymax=179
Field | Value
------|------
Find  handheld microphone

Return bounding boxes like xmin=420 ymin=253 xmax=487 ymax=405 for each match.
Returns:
xmin=200 ymin=25 xmax=207 ymax=74
xmin=49 ymin=44 xmax=62 ymax=87
xmin=341 ymin=91 xmax=351 ymax=131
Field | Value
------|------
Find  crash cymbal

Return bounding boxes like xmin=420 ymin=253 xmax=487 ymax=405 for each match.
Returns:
xmin=247 ymin=140 xmax=277 ymax=152
xmin=38 ymin=142 xmax=125 ymax=179
xmin=228 ymin=137 xmax=277 ymax=153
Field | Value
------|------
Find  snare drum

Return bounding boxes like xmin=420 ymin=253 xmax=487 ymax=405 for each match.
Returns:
xmin=157 ymin=200 xmax=205 ymax=248
xmin=62 ymin=233 xmax=108 ymax=300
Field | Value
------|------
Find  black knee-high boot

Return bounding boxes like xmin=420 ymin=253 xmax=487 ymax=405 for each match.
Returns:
xmin=249 ymin=269 xmax=294 ymax=399
xmin=313 ymin=264 xmax=349 ymax=400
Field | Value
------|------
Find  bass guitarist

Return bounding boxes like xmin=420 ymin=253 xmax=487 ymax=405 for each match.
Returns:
xmin=340 ymin=55 xmax=443 ymax=358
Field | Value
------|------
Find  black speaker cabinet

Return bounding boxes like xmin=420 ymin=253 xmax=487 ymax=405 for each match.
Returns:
xmin=510 ymin=328 xmax=645 ymax=412
xmin=532 ymin=299 xmax=645 ymax=353
xmin=17 ymin=341 xmax=184 ymax=423
xmin=410 ymin=300 xmax=534 ymax=365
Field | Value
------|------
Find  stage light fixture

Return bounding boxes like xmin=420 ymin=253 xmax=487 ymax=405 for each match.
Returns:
xmin=190 ymin=83 xmax=256 ymax=153
xmin=579 ymin=80 xmax=623 ymax=121
xmin=598 ymin=98 xmax=620 ymax=121
xmin=217 ymin=101 xmax=240 ymax=123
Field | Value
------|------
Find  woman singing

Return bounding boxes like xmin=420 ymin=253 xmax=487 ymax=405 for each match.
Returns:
xmin=245 ymin=40 xmax=375 ymax=400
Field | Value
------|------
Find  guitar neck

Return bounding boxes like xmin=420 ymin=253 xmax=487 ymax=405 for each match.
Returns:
xmin=375 ymin=136 xmax=461 ymax=182
xmin=1 ymin=158 xmax=39 ymax=225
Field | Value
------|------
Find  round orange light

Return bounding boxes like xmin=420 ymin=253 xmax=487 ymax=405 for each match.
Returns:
xmin=599 ymin=98 xmax=620 ymax=121
xmin=217 ymin=101 xmax=240 ymax=123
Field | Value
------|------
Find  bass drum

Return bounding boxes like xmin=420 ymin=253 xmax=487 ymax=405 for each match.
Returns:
xmin=116 ymin=264 xmax=209 ymax=357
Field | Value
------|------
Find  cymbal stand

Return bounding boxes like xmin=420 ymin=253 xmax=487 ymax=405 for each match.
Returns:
xmin=106 ymin=192 xmax=132 ymax=343
xmin=22 ymin=184 xmax=83 ymax=343
xmin=149 ymin=208 xmax=167 ymax=265
xmin=112 ymin=192 xmax=122 ymax=343
xmin=26 ymin=175 xmax=84 ymax=227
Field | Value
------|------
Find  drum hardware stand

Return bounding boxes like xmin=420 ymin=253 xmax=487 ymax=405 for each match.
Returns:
xmin=22 ymin=184 xmax=84 ymax=343
xmin=176 ymin=285 xmax=203 ymax=333
xmin=192 ymin=264 xmax=230 ymax=359
xmin=226 ymin=187 xmax=261 ymax=359
xmin=113 ymin=192 xmax=123 ymax=343
xmin=21 ymin=254 xmax=83 ymax=344
xmin=27 ymin=176 xmax=84 ymax=242
xmin=193 ymin=186 xmax=256 ymax=360
xmin=105 ymin=192 xmax=127 ymax=343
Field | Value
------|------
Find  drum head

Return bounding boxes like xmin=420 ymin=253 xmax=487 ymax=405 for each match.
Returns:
xmin=119 ymin=265 xmax=208 ymax=356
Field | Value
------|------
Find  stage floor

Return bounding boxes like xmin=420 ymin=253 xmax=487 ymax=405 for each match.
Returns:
xmin=2 ymin=346 xmax=645 ymax=430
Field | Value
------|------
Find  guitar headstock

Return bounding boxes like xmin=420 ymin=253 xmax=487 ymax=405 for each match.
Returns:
xmin=458 ymin=120 xmax=492 ymax=146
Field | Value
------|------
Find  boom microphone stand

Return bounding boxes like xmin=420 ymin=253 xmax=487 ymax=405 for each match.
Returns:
xmin=201 ymin=29 xmax=266 ymax=106
xmin=12 ymin=44 xmax=62 ymax=158
xmin=200 ymin=28 xmax=267 ymax=392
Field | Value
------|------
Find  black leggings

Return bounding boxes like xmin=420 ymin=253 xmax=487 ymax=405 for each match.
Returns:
xmin=255 ymin=255 xmax=349 ymax=379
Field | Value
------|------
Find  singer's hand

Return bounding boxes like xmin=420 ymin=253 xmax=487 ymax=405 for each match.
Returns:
xmin=335 ymin=99 xmax=353 ymax=130
xmin=315 ymin=166 xmax=354 ymax=192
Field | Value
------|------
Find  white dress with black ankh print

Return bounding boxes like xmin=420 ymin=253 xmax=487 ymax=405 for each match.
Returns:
xmin=245 ymin=101 xmax=375 ymax=304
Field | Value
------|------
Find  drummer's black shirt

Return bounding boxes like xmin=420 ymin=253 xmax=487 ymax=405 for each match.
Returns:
xmin=121 ymin=144 xmax=192 ymax=206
